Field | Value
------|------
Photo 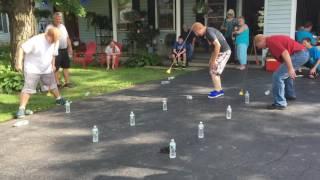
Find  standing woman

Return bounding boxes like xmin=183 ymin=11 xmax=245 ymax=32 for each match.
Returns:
xmin=221 ymin=9 xmax=238 ymax=63
xmin=234 ymin=16 xmax=249 ymax=70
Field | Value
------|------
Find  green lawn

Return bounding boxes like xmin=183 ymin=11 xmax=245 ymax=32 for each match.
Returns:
xmin=0 ymin=67 xmax=186 ymax=122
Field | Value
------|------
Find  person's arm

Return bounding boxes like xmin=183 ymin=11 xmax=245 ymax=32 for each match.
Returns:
xmin=15 ymin=46 xmax=24 ymax=72
xmin=281 ymin=50 xmax=296 ymax=79
xmin=210 ymin=39 xmax=221 ymax=68
xmin=67 ymin=37 xmax=73 ymax=55
xmin=52 ymin=56 xmax=56 ymax=72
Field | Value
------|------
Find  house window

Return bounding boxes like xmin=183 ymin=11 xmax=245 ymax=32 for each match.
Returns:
xmin=118 ymin=0 xmax=133 ymax=23
xmin=157 ymin=0 xmax=175 ymax=30
xmin=0 ymin=13 xmax=9 ymax=33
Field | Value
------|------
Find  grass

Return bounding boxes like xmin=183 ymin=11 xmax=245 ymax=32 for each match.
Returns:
xmin=0 ymin=66 xmax=187 ymax=122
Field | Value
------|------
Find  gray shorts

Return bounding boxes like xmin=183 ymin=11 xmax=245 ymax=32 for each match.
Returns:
xmin=22 ymin=73 xmax=57 ymax=94
xmin=210 ymin=50 xmax=231 ymax=75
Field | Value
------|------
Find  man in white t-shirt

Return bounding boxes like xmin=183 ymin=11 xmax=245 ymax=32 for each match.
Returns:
xmin=46 ymin=12 xmax=73 ymax=88
xmin=105 ymin=41 xmax=121 ymax=70
xmin=15 ymin=27 xmax=67 ymax=119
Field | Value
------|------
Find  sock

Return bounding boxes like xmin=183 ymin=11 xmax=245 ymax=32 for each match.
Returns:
xmin=56 ymin=96 xmax=62 ymax=100
xmin=19 ymin=106 xmax=25 ymax=110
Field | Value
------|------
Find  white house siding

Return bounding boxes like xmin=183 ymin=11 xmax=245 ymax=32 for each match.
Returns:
xmin=0 ymin=32 xmax=10 ymax=44
xmin=263 ymin=0 xmax=297 ymax=38
xmin=183 ymin=0 xmax=196 ymax=28
xmin=78 ymin=0 xmax=110 ymax=43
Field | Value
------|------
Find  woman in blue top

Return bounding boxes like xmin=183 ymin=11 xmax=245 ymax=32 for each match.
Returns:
xmin=233 ymin=16 xmax=249 ymax=70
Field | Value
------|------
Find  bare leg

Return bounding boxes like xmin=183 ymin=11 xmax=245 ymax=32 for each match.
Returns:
xmin=172 ymin=54 xmax=177 ymax=65
xmin=51 ymin=88 xmax=61 ymax=98
xmin=19 ymin=92 xmax=31 ymax=109
xmin=55 ymin=71 xmax=61 ymax=85
xmin=63 ymin=69 xmax=70 ymax=84
xmin=106 ymin=56 xmax=111 ymax=70
xmin=211 ymin=73 xmax=222 ymax=91
xmin=112 ymin=55 xmax=116 ymax=69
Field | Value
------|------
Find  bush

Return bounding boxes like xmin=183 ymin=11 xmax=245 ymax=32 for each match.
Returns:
xmin=124 ymin=52 xmax=162 ymax=67
xmin=0 ymin=65 xmax=24 ymax=94
xmin=0 ymin=45 xmax=11 ymax=66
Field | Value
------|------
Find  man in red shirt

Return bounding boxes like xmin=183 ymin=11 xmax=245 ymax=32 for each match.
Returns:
xmin=254 ymin=34 xmax=309 ymax=110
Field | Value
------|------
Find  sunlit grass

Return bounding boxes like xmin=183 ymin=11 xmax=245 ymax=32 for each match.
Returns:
xmin=0 ymin=67 xmax=187 ymax=122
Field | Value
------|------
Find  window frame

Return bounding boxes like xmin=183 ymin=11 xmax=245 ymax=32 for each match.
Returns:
xmin=156 ymin=0 xmax=176 ymax=31
xmin=0 ymin=13 xmax=9 ymax=33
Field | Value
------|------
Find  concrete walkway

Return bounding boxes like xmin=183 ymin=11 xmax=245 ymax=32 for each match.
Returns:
xmin=1 ymin=67 xmax=320 ymax=180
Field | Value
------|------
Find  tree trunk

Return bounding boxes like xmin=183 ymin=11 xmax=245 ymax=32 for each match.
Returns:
xmin=7 ymin=0 xmax=36 ymax=67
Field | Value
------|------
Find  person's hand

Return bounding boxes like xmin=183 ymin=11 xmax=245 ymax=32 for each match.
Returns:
xmin=15 ymin=62 xmax=23 ymax=72
xmin=210 ymin=61 xmax=218 ymax=71
xmin=288 ymin=68 xmax=296 ymax=80
xmin=310 ymin=67 xmax=317 ymax=75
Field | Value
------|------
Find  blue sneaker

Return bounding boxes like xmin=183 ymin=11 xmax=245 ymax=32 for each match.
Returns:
xmin=208 ymin=90 xmax=224 ymax=99
xmin=16 ymin=108 xmax=26 ymax=119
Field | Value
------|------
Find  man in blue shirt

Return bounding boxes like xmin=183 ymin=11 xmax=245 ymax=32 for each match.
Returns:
xmin=296 ymin=22 xmax=317 ymax=45
xmin=171 ymin=36 xmax=187 ymax=68
xmin=302 ymin=38 xmax=320 ymax=79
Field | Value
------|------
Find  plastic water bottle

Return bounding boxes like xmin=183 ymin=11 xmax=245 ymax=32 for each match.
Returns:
xmin=162 ymin=98 xmax=168 ymax=111
xmin=186 ymin=95 xmax=193 ymax=100
xmin=13 ymin=120 xmax=29 ymax=127
xmin=265 ymin=90 xmax=270 ymax=96
xmin=65 ymin=101 xmax=71 ymax=113
xmin=92 ymin=125 xmax=99 ymax=143
xmin=169 ymin=139 xmax=176 ymax=159
xmin=198 ymin=121 xmax=204 ymax=139
xmin=130 ymin=111 xmax=135 ymax=126
xmin=226 ymin=105 xmax=232 ymax=120
xmin=245 ymin=91 xmax=250 ymax=104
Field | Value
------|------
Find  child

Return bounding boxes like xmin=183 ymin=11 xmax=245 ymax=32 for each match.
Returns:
xmin=105 ymin=41 xmax=121 ymax=70
xmin=302 ymin=38 xmax=320 ymax=79
xmin=192 ymin=22 xmax=231 ymax=98
xmin=254 ymin=34 xmax=309 ymax=110
xmin=171 ymin=36 xmax=187 ymax=68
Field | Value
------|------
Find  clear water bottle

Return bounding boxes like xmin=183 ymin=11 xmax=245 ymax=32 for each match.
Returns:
xmin=92 ymin=125 xmax=99 ymax=143
xmin=198 ymin=121 xmax=204 ymax=139
xmin=245 ymin=91 xmax=250 ymax=104
xmin=169 ymin=139 xmax=176 ymax=159
xmin=162 ymin=98 xmax=168 ymax=111
xmin=226 ymin=105 xmax=232 ymax=120
xmin=130 ymin=111 xmax=135 ymax=126
xmin=65 ymin=101 xmax=71 ymax=113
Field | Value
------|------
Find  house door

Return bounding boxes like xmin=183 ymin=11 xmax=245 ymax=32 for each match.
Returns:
xmin=296 ymin=0 xmax=320 ymax=34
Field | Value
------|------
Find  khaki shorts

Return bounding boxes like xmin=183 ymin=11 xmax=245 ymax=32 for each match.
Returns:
xmin=22 ymin=73 xmax=57 ymax=94
xmin=210 ymin=50 xmax=231 ymax=75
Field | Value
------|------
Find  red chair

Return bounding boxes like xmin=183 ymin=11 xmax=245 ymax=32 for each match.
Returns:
xmin=99 ymin=42 xmax=123 ymax=69
xmin=73 ymin=41 xmax=97 ymax=68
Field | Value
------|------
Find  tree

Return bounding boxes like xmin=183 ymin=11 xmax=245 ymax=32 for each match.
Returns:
xmin=0 ymin=0 xmax=86 ymax=67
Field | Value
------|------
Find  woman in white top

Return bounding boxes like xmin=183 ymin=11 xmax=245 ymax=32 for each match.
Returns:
xmin=105 ymin=41 xmax=121 ymax=70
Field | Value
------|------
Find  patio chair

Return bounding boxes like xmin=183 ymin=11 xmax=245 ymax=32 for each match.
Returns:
xmin=73 ymin=41 xmax=97 ymax=68
xmin=99 ymin=42 xmax=123 ymax=69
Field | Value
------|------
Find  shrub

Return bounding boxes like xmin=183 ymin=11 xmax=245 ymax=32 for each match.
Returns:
xmin=0 ymin=65 xmax=24 ymax=94
xmin=124 ymin=52 xmax=162 ymax=67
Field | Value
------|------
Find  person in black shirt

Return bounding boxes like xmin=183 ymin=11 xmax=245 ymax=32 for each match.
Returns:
xmin=192 ymin=22 xmax=231 ymax=99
